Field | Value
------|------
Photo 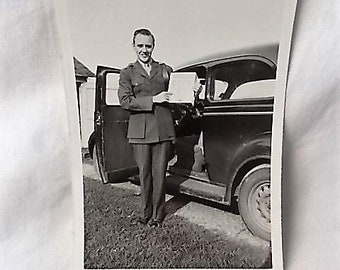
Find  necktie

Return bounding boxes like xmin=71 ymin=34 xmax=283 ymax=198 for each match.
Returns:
xmin=144 ymin=63 xmax=151 ymax=76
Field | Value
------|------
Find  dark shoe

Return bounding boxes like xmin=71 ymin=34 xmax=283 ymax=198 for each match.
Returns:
xmin=148 ymin=219 xmax=162 ymax=228
xmin=136 ymin=217 xmax=150 ymax=225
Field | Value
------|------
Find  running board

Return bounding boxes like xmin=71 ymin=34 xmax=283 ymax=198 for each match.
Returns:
xmin=165 ymin=174 xmax=227 ymax=205
xmin=168 ymin=166 xmax=210 ymax=183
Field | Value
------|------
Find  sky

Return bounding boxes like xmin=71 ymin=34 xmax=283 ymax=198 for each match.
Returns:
xmin=64 ymin=0 xmax=284 ymax=72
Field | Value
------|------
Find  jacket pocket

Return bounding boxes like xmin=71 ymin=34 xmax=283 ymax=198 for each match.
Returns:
xmin=131 ymin=77 xmax=145 ymax=95
xmin=127 ymin=114 xmax=145 ymax=139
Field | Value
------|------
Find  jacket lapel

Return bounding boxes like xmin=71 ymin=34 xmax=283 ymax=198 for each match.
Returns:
xmin=150 ymin=61 xmax=161 ymax=79
xmin=133 ymin=60 xmax=161 ymax=79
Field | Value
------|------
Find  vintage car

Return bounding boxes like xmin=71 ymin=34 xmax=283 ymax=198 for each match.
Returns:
xmin=88 ymin=44 xmax=278 ymax=241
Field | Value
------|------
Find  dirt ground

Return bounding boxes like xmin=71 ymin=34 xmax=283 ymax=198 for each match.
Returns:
xmin=83 ymin=160 xmax=272 ymax=269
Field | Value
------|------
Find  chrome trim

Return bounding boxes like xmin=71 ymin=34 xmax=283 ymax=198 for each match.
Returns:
xmin=205 ymin=104 xmax=273 ymax=110
xmin=203 ymin=111 xmax=273 ymax=116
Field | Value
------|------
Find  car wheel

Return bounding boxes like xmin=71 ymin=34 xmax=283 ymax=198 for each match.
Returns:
xmin=238 ymin=164 xmax=271 ymax=241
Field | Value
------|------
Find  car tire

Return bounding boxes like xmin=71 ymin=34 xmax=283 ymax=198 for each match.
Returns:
xmin=238 ymin=164 xmax=271 ymax=241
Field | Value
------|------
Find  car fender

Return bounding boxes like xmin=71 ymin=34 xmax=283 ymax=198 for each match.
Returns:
xmin=225 ymin=132 xmax=271 ymax=204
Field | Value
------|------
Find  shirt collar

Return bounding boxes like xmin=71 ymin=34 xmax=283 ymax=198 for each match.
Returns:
xmin=137 ymin=58 xmax=153 ymax=68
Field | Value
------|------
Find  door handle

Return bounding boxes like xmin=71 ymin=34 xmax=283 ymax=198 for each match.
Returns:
xmin=95 ymin=112 xmax=102 ymax=126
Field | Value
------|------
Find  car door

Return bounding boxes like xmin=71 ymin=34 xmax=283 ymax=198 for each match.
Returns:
xmin=167 ymin=65 xmax=207 ymax=177
xmin=95 ymin=66 xmax=138 ymax=183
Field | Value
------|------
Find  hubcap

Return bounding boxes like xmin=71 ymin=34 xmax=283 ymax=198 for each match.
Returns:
xmin=256 ymin=183 xmax=271 ymax=223
xmin=249 ymin=181 xmax=271 ymax=230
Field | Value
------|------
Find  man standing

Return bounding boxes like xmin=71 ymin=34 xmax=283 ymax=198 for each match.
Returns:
xmin=118 ymin=29 xmax=174 ymax=227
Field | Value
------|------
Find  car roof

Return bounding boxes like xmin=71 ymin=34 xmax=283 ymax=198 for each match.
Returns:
xmin=174 ymin=43 xmax=279 ymax=71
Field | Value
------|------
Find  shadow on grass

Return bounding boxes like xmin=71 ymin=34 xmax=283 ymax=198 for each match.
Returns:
xmin=165 ymin=194 xmax=191 ymax=215
xmin=131 ymin=176 xmax=240 ymax=217
xmin=165 ymin=191 xmax=240 ymax=217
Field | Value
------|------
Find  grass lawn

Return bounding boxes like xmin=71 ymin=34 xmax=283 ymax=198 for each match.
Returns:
xmin=84 ymin=177 xmax=271 ymax=269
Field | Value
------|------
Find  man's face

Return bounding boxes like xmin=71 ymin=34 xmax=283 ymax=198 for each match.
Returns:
xmin=133 ymin=34 xmax=154 ymax=64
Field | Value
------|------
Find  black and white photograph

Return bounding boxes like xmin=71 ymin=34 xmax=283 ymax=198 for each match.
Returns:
xmin=65 ymin=0 xmax=294 ymax=268
xmin=1 ymin=0 xmax=339 ymax=270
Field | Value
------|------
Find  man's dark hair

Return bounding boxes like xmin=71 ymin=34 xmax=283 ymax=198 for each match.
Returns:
xmin=133 ymin=28 xmax=155 ymax=46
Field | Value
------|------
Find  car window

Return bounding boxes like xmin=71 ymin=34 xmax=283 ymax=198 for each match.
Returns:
xmin=214 ymin=80 xmax=229 ymax=100
xmin=210 ymin=58 xmax=276 ymax=101
xmin=105 ymin=73 xmax=120 ymax=105
xmin=230 ymin=79 xmax=275 ymax=99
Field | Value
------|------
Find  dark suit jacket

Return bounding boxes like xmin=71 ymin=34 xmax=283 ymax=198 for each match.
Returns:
xmin=118 ymin=60 xmax=175 ymax=143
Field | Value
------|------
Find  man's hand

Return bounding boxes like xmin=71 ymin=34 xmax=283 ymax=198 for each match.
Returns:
xmin=153 ymin=91 xmax=172 ymax=103
xmin=193 ymin=82 xmax=203 ymax=97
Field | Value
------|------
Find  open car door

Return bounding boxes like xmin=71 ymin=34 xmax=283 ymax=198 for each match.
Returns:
xmin=94 ymin=66 xmax=138 ymax=183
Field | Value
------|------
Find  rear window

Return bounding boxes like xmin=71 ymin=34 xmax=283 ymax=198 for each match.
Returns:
xmin=210 ymin=59 xmax=276 ymax=101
